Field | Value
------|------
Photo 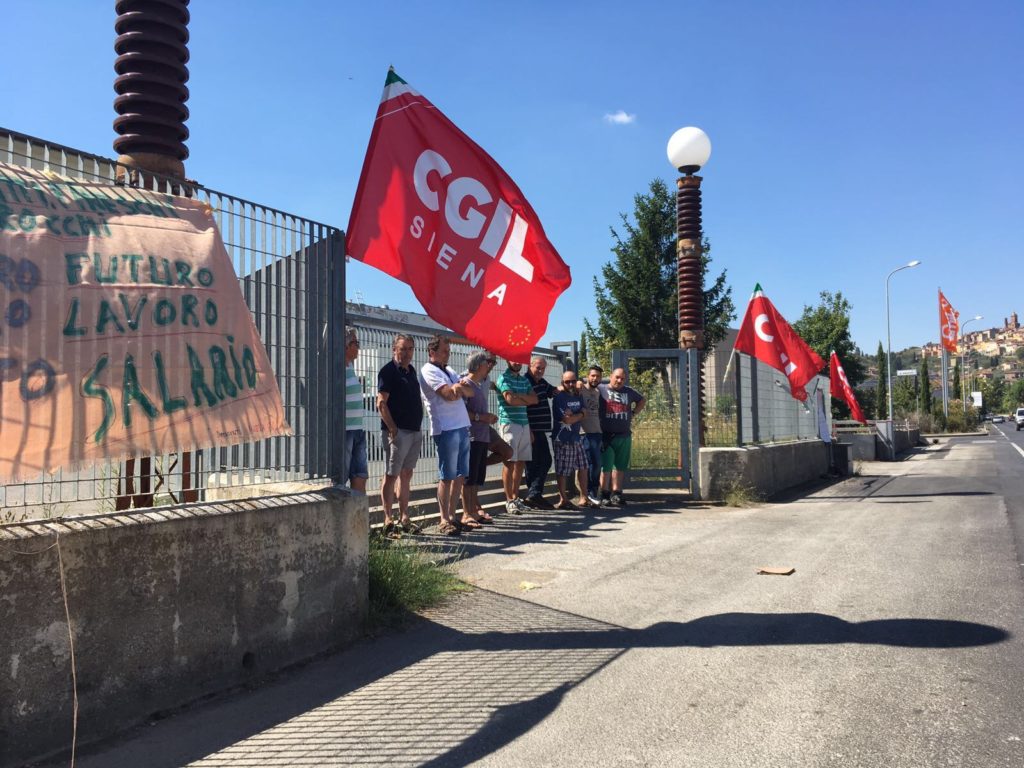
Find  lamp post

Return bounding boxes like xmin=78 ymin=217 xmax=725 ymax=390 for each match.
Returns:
xmin=885 ymin=260 xmax=921 ymax=426
xmin=960 ymin=315 xmax=983 ymax=413
xmin=667 ymin=126 xmax=711 ymax=500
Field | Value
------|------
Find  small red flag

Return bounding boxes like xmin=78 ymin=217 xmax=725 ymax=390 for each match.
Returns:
xmin=733 ymin=284 xmax=825 ymax=401
xmin=346 ymin=69 xmax=571 ymax=360
xmin=938 ymin=289 xmax=959 ymax=353
xmin=829 ymin=351 xmax=866 ymax=424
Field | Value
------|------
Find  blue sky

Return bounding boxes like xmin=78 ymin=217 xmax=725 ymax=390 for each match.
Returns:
xmin=6 ymin=1 xmax=1022 ymax=354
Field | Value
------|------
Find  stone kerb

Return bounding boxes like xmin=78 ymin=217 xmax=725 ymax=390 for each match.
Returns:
xmin=0 ymin=490 xmax=368 ymax=768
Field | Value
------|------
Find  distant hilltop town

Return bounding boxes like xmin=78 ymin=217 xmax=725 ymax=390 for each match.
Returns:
xmin=921 ymin=311 xmax=1024 ymax=383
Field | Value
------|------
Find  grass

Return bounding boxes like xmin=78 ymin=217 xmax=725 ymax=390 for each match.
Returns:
xmin=367 ymin=534 xmax=469 ymax=629
xmin=722 ymin=482 xmax=761 ymax=508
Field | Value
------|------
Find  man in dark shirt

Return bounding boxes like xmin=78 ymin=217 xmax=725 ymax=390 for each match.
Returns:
xmin=377 ymin=334 xmax=424 ymax=533
xmin=524 ymin=356 xmax=559 ymax=508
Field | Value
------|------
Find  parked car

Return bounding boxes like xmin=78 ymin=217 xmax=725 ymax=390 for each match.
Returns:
xmin=1016 ymin=408 xmax=1024 ymax=431
xmin=992 ymin=415 xmax=1005 ymax=424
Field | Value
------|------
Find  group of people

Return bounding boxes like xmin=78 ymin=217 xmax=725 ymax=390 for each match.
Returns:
xmin=344 ymin=327 xmax=646 ymax=537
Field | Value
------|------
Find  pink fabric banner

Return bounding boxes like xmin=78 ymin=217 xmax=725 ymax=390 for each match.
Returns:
xmin=0 ymin=162 xmax=290 ymax=482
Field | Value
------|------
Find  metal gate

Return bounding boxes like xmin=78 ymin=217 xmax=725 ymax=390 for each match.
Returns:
xmin=610 ymin=348 xmax=695 ymax=494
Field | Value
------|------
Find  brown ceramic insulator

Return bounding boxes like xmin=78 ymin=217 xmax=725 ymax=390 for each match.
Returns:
xmin=113 ymin=0 xmax=191 ymax=161
xmin=676 ymin=176 xmax=704 ymax=347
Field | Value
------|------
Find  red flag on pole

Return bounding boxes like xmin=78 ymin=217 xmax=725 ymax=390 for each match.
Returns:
xmin=733 ymin=284 xmax=825 ymax=401
xmin=346 ymin=69 xmax=571 ymax=360
xmin=938 ymin=289 xmax=959 ymax=353
xmin=829 ymin=350 xmax=866 ymax=424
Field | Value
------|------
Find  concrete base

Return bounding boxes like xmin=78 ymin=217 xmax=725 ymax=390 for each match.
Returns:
xmin=700 ymin=440 xmax=830 ymax=501
xmin=0 ymin=490 xmax=368 ymax=768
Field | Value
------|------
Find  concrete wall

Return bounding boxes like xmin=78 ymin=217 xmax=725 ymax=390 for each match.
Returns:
xmin=844 ymin=434 xmax=877 ymax=461
xmin=700 ymin=440 xmax=829 ymax=501
xmin=894 ymin=428 xmax=921 ymax=454
xmin=0 ymin=490 xmax=368 ymax=768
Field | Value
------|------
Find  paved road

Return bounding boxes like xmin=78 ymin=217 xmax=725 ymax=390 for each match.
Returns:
xmin=44 ymin=437 xmax=1024 ymax=767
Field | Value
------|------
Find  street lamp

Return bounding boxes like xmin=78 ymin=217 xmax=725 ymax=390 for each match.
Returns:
xmin=885 ymin=259 xmax=921 ymax=426
xmin=960 ymin=315 xmax=983 ymax=413
xmin=667 ymin=126 xmax=711 ymax=500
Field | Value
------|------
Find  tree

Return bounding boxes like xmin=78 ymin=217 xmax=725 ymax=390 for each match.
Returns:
xmin=584 ymin=178 xmax=735 ymax=419
xmin=792 ymin=291 xmax=864 ymax=420
xmin=586 ymin=178 xmax=734 ymax=360
xmin=875 ymin=342 xmax=888 ymax=419
xmin=1003 ymin=380 xmax=1024 ymax=412
xmin=952 ymin=358 xmax=962 ymax=400
xmin=918 ymin=356 xmax=933 ymax=414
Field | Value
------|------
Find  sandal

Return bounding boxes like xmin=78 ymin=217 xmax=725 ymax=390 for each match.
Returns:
xmin=438 ymin=522 xmax=461 ymax=537
xmin=459 ymin=517 xmax=483 ymax=530
xmin=382 ymin=521 xmax=401 ymax=538
xmin=477 ymin=511 xmax=495 ymax=524
xmin=400 ymin=520 xmax=423 ymax=535
xmin=555 ymin=500 xmax=577 ymax=510
xmin=574 ymin=499 xmax=592 ymax=508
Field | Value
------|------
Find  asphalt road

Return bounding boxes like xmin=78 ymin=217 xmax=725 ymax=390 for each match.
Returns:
xmin=42 ymin=437 xmax=1024 ymax=768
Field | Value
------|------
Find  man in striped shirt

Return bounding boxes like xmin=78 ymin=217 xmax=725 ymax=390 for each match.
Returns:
xmin=343 ymin=326 xmax=368 ymax=494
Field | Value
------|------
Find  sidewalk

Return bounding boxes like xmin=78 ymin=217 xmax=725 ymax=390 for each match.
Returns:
xmin=42 ymin=449 xmax=1024 ymax=767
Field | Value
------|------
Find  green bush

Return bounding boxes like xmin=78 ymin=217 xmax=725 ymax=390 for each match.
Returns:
xmin=367 ymin=535 xmax=467 ymax=629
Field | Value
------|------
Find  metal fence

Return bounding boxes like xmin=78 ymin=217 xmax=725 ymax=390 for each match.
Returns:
xmin=704 ymin=351 xmax=831 ymax=446
xmin=0 ymin=127 xmax=574 ymax=523
xmin=348 ymin=319 xmax=567 ymax=491
xmin=1 ymin=128 xmax=346 ymax=521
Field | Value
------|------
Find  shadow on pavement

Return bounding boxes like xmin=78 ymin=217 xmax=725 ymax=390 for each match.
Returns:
xmin=60 ymin=588 xmax=1010 ymax=768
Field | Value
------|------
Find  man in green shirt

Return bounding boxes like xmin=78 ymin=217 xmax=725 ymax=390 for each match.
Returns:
xmin=496 ymin=360 xmax=537 ymax=514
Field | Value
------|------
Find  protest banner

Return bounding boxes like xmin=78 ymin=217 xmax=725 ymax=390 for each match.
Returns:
xmin=0 ymin=161 xmax=290 ymax=482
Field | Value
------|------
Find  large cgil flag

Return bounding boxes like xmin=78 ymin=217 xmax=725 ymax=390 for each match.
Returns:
xmin=829 ymin=351 xmax=866 ymax=424
xmin=938 ymin=289 xmax=959 ymax=353
xmin=346 ymin=69 xmax=572 ymax=360
xmin=733 ymin=283 xmax=824 ymax=401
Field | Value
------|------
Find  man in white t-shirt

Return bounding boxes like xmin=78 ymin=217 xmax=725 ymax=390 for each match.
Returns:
xmin=418 ymin=334 xmax=473 ymax=537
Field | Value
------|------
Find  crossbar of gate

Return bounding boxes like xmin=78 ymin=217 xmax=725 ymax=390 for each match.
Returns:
xmin=0 ymin=128 xmax=346 ymax=521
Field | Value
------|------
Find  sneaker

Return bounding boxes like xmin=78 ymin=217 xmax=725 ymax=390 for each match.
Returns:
xmin=600 ymin=492 xmax=612 ymax=507
xmin=587 ymin=494 xmax=602 ymax=506
xmin=609 ymin=492 xmax=624 ymax=507
xmin=506 ymin=499 xmax=523 ymax=515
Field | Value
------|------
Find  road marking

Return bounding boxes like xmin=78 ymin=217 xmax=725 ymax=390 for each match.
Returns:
xmin=972 ymin=440 xmax=996 ymax=444
xmin=994 ymin=427 xmax=1024 ymax=461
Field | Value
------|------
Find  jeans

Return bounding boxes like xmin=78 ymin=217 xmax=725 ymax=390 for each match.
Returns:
xmin=344 ymin=429 xmax=368 ymax=482
xmin=433 ymin=427 xmax=470 ymax=481
xmin=583 ymin=433 xmax=603 ymax=496
xmin=525 ymin=430 xmax=552 ymax=498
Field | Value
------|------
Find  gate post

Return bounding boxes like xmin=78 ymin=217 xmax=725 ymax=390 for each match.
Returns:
xmin=328 ymin=230 xmax=347 ymax=485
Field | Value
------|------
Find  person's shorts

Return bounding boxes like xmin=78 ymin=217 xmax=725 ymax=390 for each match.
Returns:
xmin=554 ymin=440 xmax=588 ymax=475
xmin=345 ymin=429 xmax=369 ymax=480
xmin=433 ymin=427 xmax=470 ymax=481
xmin=498 ymin=422 xmax=532 ymax=462
xmin=383 ymin=428 xmax=422 ymax=476
xmin=466 ymin=440 xmax=489 ymax=487
xmin=601 ymin=434 xmax=632 ymax=472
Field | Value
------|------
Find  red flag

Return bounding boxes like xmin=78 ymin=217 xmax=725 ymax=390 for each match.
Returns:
xmin=733 ymin=284 xmax=825 ymax=401
xmin=938 ymin=289 xmax=959 ymax=353
xmin=829 ymin=351 xmax=866 ymax=424
xmin=346 ymin=69 xmax=571 ymax=360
